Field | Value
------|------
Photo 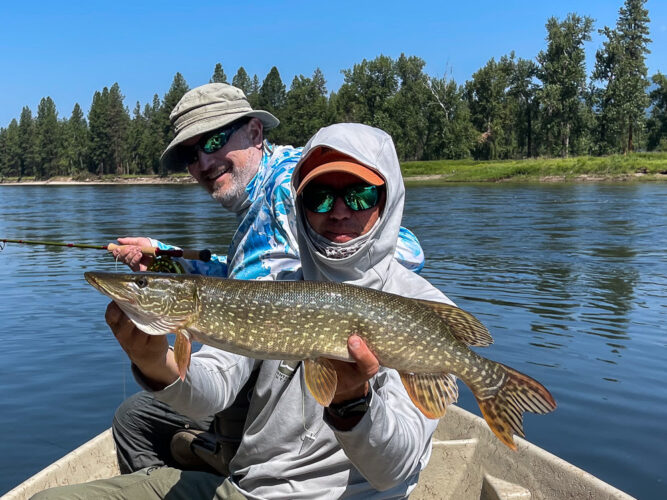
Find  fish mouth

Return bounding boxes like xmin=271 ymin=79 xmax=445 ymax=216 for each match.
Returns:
xmin=84 ymin=272 xmax=136 ymax=305
xmin=84 ymin=272 xmax=104 ymax=293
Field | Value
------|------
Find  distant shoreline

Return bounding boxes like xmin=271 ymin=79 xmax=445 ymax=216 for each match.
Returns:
xmin=2 ymin=153 xmax=667 ymax=186
xmin=1 ymin=172 xmax=665 ymax=186
xmin=0 ymin=176 xmax=197 ymax=186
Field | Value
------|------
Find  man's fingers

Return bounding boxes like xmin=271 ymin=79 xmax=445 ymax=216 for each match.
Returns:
xmin=347 ymin=335 xmax=379 ymax=379
xmin=117 ymin=236 xmax=151 ymax=247
xmin=105 ymin=302 xmax=136 ymax=342
xmin=105 ymin=302 xmax=122 ymax=327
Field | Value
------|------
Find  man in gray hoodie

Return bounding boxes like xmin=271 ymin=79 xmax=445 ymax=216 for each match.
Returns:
xmin=33 ymin=123 xmax=456 ymax=499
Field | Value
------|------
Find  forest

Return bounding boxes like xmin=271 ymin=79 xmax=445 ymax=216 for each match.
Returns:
xmin=0 ymin=0 xmax=665 ymax=180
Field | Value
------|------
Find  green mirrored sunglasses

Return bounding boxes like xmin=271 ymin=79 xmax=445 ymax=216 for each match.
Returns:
xmin=302 ymin=183 xmax=382 ymax=213
xmin=181 ymin=120 xmax=246 ymax=166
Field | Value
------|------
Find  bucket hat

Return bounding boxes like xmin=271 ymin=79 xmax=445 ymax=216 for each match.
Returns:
xmin=161 ymin=83 xmax=279 ymax=171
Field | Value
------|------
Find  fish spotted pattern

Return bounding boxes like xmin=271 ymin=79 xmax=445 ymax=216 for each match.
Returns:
xmin=85 ymin=271 xmax=556 ymax=449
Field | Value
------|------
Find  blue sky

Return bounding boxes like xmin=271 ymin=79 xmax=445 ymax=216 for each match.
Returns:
xmin=0 ymin=0 xmax=665 ymax=127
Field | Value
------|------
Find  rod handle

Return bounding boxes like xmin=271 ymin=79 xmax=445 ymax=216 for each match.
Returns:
xmin=106 ymin=243 xmax=211 ymax=262
xmin=106 ymin=243 xmax=157 ymax=256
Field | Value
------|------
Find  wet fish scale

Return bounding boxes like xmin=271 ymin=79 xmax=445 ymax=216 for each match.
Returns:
xmin=85 ymin=271 xmax=556 ymax=450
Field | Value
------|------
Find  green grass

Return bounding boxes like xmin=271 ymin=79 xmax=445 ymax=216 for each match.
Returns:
xmin=401 ymin=153 xmax=667 ymax=183
xmin=2 ymin=154 xmax=666 ymax=184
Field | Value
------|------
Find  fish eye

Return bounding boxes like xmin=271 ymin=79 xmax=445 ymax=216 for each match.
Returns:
xmin=135 ymin=277 xmax=149 ymax=288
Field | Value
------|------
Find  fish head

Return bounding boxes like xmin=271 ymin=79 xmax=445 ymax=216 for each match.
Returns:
xmin=84 ymin=271 xmax=199 ymax=336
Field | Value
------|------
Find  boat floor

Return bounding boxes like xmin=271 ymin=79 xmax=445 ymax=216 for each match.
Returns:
xmin=2 ymin=405 xmax=634 ymax=500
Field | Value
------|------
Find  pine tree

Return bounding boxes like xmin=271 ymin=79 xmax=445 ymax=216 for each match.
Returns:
xmin=64 ymin=103 xmax=89 ymax=176
xmin=0 ymin=120 xmax=21 ymax=178
xmin=88 ymin=88 xmax=112 ymax=175
xmin=592 ymin=0 xmax=651 ymax=153
xmin=159 ymin=73 xmax=189 ymax=174
xmin=126 ymin=102 xmax=145 ymax=175
xmin=537 ymin=14 xmax=593 ymax=157
xmin=146 ymin=94 xmax=165 ymax=174
xmin=0 ymin=128 xmax=6 ymax=177
xmin=247 ymin=75 xmax=261 ymax=108
xmin=18 ymin=106 xmax=37 ymax=179
xmin=107 ymin=83 xmax=130 ymax=174
xmin=258 ymin=67 xmax=286 ymax=114
xmin=34 ymin=97 xmax=60 ymax=178
xmin=258 ymin=67 xmax=287 ymax=142
xmin=210 ymin=63 xmax=228 ymax=84
xmin=232 ymin=67 xmax=253 ymax=95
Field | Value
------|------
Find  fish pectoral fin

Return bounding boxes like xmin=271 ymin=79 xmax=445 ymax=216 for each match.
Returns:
xmin=400 ymin=372 xmax=459 ymax=419
xmin=174 ymin=331 xmax=192 ymax=382
xmin=304 ymin=358 xmax=338 ymax=407
xmin=414 ymin=299 xmax=493 ymax=347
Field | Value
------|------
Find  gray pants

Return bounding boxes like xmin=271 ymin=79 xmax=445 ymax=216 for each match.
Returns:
xmin=31 ymin=466 xmax=246 ymax=500
xmin=113 ymin=369 xmax=258 ymax=475
xmin=112 ymin=392 xmax=214 ymax=473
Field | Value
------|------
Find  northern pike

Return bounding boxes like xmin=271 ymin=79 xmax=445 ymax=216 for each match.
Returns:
xmin=85 ymin=271 xmax=556 ymax=449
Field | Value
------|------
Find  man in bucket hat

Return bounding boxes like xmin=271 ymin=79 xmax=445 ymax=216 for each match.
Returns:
xmin=108 ymin=83 xmax=304 ymax=478
xmin=106 ymin=83 xmax=428 ymax=478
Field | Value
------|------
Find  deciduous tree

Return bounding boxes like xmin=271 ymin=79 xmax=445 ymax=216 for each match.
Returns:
xmin=592 ymin=0 xmax=651 ymax=153
xmin=537 ymin=13 xmax=593 ymax=157
xmin=279 ymin=69 xmax=329 ymax=146
xmin=647 ymin=72 xmax=667 ymax=151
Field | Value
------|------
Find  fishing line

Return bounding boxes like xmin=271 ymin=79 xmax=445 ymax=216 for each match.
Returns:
xmin=299 ymin=365 xmax=325 ymax=453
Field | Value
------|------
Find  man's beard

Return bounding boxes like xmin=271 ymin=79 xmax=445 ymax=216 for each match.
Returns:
xmin=211 ymin=177 xmax=245 ymax=209
xmin=210 ymin=163 xmax=257 ymax=211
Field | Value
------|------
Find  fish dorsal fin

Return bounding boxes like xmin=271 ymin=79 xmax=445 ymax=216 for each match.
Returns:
xmin=174 ymin=331 xmax=192 ymax=381
xmin=304 ymin=358 xmax=338 ymax=407
xmin=400 ymin=372 xmax=459 ymax=419
xmin=414 ymin=299 xmax=493 ymax=347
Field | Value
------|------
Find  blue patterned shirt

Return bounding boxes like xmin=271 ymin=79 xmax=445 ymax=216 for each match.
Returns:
xmin=154 ymin=142 xmax=424 ymax=279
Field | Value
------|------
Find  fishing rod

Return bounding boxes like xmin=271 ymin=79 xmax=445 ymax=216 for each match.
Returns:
xmin=0 ymin=238 xmax=212 ymax=273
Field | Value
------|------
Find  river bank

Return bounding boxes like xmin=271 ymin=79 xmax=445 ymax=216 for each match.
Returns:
xmin=401 ymin=152 xmax=667 ymax=183
xmin=2 ymin=153 xmax=666 ymax=185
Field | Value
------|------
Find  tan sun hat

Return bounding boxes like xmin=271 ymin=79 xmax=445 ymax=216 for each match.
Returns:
xmin=296 ymin=148 xmax=385 ymax=195
xmin=161 ymin=83 xmax=279 ymax=171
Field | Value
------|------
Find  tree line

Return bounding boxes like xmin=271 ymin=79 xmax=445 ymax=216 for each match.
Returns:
xmin=0 ymin=0 xmax=665 ymax=180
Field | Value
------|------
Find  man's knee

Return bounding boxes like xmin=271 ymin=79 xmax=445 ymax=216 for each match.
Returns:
xmin=113 ymin=392 xmax=155 ymax=432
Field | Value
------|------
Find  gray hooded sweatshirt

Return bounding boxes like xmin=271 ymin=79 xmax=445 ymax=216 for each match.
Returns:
xmin=152 ymin=123 xmax=455 ymax=499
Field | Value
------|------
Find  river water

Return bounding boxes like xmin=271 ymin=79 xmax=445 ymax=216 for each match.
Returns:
xmin=0 ymin=183 xmax=665 ymax=498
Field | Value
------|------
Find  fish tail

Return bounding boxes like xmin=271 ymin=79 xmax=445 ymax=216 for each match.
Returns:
xmin=475 ymin=364 xmax=556 ymax=450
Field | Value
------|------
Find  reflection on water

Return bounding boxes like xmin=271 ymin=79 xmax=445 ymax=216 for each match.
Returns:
xmin=405 ymin=183 xmax=666 ymax=499
xmin=1 ymin=183 xmax=666 ymax=499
